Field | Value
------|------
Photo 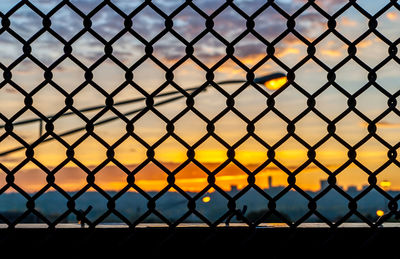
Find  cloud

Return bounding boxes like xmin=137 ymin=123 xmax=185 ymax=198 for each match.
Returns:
xmin=386 ymin=11 xmax=399 ymax=21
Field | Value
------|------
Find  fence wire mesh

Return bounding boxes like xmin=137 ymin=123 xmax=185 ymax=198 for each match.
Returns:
xmin=0 ymin=0 xmax=400 ymax=230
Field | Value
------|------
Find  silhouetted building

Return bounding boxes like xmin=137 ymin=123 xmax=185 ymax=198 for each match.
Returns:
xmin=268 ymin=176 xmax=273 ymax=189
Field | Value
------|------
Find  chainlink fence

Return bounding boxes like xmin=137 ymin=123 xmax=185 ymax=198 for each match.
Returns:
xmin=0 ymin=0 xmax=400 ymax=230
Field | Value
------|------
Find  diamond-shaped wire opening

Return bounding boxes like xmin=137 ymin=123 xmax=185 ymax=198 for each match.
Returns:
xmin=274 ymin=137 xmax=309 ymax=171
xmin=214 ymin=162 xmax=249 ymax=191
xmin=14 ymin=162 xmax=48 ymax=194
xmin=254 ymin=163 xmax=286 ymax=191
xmin=235 ymin=33 xmax=267 ymax=67
xmin=50 ymin=5 xmax=84 ymax=41
xmin=133 ymin=59 xmax=166 ymax=93
xmin=294 ymin=60 xmax=328 ymax=94
xmin=29 ymin=0 xmax=62 ymax=14
xmin=234 ymin=1 xmax=266 ymax=16
xmin=11 ymin=110 xmax=41 ymax=143
xmin=0 ymin=0 xmax=18 ymax=13
xmin=52 ymin=113 xmax=88 ymax=145
xmin=70 ymin=0 xmax=99 ymax=15
xmin=30 ymin=32 xmax=65 ymax=67
xmin=11 ymin=58 xmax=44 ymax=93
xmin=153 ymin=0 xmax=185 ymax=15
xmin=273 ymin=86 xmax=308 ymax=121
xmin=254 ymin=6 xmax=287 ymax=42
xmin=154 ymin=33 xmax=190 ymax=67
xmin=294 ymin=112 xmax=328 ymax=146
xmin=233 ymin=85 xmax=268 ymax=120
xmin=377 ymin=6 xmax=400 ymax=42
xmin=74 ymin=188 xmax=108 ymax=223
xmin=154 ymin=192 xmax=188 ymax=223
xmin=174 ymin=162 xmax=209 ymax=195
xmin=35 ymin=187 xmax=69 ymax=222
xmin=356 ymin=86 xmax=388 ymax=120
xmin=9 ymin=5 xmax=42 ymax=40
xmin=172 ymin=59 xmax=207 ymax=87
xmin=172 ymin=6 xmax=206 ymax=42
xmin=92 ymin=59 xmax=126 ymax=93
xmin=71 ymin=84 xmax=106 ymax=116
xmin=0 ymin=188 xmax=28 ymax=222
xmin=174 ymin=111 xmax=207 ymax=146
xmin=134 ymin=162 xmax=168 ymax=195
xmin=91 ymin=5 xmax=125 ymax=42
xmin=214 ymin=111 xmax=247 ymax=146
xmin=335 ymin=59 xmax=368 ymax=95
xmin=376 ymin=163 xmax=400 ymax=191
xmin=335 ymin=112 xmax=369 ymax=146
xmin=213 ymin=5 xmax=247 ymax=43
xmin=112 ymin=32 xmax=145 ymax=67
xmin=274 ymin=33 xmax=308 ymax=68
xmin=335 ymin=7 xmax=369 ymax=42
xmin=0 ymin=32 xmax=23 ymax=66
xmin=94 ymin=163 xmax=127 ymax=194
xmin=152 ymin=85 xmax=186 ymax=120
xmin=93 ymin=111 xmax=127 ymax=145
xmin=0 ymin=84 xmax=26 ymax=118
xmin=254 ymin=111 xmax=288 ymax=145
xmin=32 ymin=84 xmax=66 ymax=114
xmin=314 ymin=86 xmax=348 ymax=121
xmin=376 ymin=112 xmax=400 ymax=146
xmin=295 ymin=5 xmax=328 ymax=42
xmin=357 ymin=34 xmax=389 ymax=68
xmin=314 ymin=33 xmax=347 ymax=68
xmin=275 ymin=189 xmax=310 ymax=223
xmin=356 ymin=0 xmax=389 ymax=16
xmin=52 ymin=58 xmax=85 ymax=93
xmin=71 ymin=33 xmax=105 ymax=67
xmin=315 ymin=137 xmax=349 ymax=172
xmin=114 ymin=188 xmax=149 ymax=223
xmin=193 ymin=87 xmax=227 ymax=119
xmin=235 ymin=137 xmax=268 ymax=168
xmin=133 ymin=111 xmax=167 ymax=146
xmin=192 ymin=0 xmax=225 ymax=16
xmin=316 ymin=188 xmax=350 ymax=222
xmin=336 ymin=166 xmax=369 ymax=197
xmin=357 ymin=188 xmax=390 ymax=221
xmin=113 ymin=137 xmax=147 ymax=171
xmin=376 ymin=59 xmax=400 ymax=95
xmin=0 ymin=138 xmax=26 ymax=170
xmin=234 ymin=188 xmax=270 ymax=223
xmin=131 ymin=5 xmax=165 ymax=42
xmin=295 ymin=165 xmax=328 ymax=197
xmin=195 ymin=137 xmax=228 ymax=171
xmin=356 ymin=138 xmax=389 ymax=172
xmin=154 ymin=137 xmax=188 ymax=171
xmin=54 ymin=166 xmax=88 ymax=194
xmin=73 ymin=136 xmax=108 ymax=168
xmin=193 ymin=33 xmax=226 ymax=67
xmin=33 ymin=138 xmax=67 ymax=169
xmin=195 ymin=187 xmax=229 ymax=223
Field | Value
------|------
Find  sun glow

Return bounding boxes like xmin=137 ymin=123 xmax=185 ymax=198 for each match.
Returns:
xmin=264 ymin=76 xmax=287 ymax=90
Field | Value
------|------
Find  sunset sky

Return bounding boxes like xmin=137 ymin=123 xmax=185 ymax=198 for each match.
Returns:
xmin=1 ymin=0 xmax=400 ymax=195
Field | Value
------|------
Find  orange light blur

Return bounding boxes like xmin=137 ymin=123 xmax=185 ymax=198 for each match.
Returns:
xmin=376 ymin=210 xmax=384 ymax=217
xmin=264 ymin=77 xmax=287 ymax=90
xmin=202 ymin=196 xmax=211 ymax=203
xmin=380 ymin=180 xmax=391 ymax=188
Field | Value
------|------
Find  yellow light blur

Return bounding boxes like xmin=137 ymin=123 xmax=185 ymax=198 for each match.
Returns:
xmin=202 ymin=196 xmax=211 ymax=203
xmin=264 ymin=77 xmax=287 ymax=90
xmin=376 ymin=210 xmax=384 ymax=217
xmin=380 ymin=180 xmax=391 ymax=188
